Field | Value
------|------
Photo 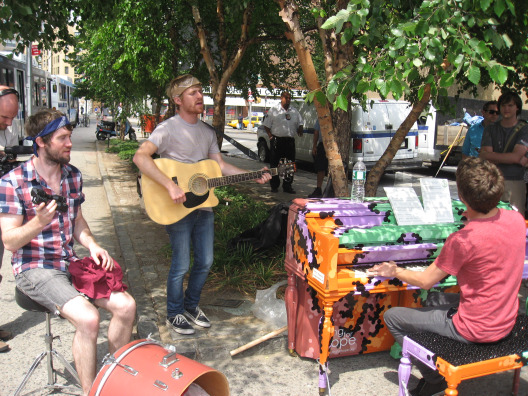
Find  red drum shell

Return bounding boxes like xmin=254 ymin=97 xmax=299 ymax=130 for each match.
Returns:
xmin=89 ymin=339 xmax=229 ymax=396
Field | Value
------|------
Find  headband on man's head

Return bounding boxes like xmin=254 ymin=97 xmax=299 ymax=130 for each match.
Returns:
xmin=167 ymin=75 xmax=201 ymax=98
xmin=0 ymin=88 xmax=19 ymax=99
xmin=25 ymin=116 xmax=71 ymax=157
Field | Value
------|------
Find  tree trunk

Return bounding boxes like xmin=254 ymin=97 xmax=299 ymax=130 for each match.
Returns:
xmin=316 ymin=0 xmax=354 ymax=191
xmin=191 ymin=2 xmax=253 ymax=150
xmin=212 ymin=89 xmax=227 ymax=148
xmin=365 ymin=84 xmax=432 ymax=196
xmin=332 ymin=108 xmax=351 ymax=170
xmin=276 ymin=0 xmax=348 ymax=197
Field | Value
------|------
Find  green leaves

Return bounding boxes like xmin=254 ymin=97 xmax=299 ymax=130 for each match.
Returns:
xmin=493 ymin=0 xmax=506 ymax=17
xmin=317 ymin=0 xmax=528 ymax=116
xmin=489 ymin=64 xmax=508 ymax=85
xmin=321 ymin=1 xmax=370 ymax=35
xmin=335 ymin=94 xmax=348 ymax=111
xmin=373 ymin=78 xmax=391 ymax=98
xmin=467 ymin=65 xmax=481 ymax=85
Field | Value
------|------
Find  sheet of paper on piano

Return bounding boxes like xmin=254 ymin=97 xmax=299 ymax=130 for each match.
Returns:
xmin=384 ymin=181 xmax=454 ymax=226
xmin=384 ymin=187 xmax=427 ymax=225
xmin=420 ymin=178 xmax=455 ymax=223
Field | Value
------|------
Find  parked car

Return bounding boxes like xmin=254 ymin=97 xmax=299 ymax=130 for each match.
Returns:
xmin=227 ymin=119 xmax=242 ymax=129
xmin=245 ymin=115 xmax=264 ymax=128
xmin=256 ymin=99 xmax=436 ymax=170
xmin=227 ymin=115 xmax=264 ymax=130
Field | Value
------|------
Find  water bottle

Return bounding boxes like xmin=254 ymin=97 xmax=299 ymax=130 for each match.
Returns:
xmin=351 ymin=158 xmax=366 ymax=203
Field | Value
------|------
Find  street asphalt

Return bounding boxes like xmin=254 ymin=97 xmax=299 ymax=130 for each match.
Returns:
xmin=0 ymin=121 xmax=527 ymax=395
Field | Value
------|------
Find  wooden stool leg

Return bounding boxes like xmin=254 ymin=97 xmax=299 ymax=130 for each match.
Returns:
xmin=398 ymin=355 xmax=412 ymax=396
xmin=444 ymin=383 xmax=458 ymax=396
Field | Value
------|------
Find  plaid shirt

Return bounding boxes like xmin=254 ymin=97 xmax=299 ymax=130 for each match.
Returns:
xmin=0 ymin=158 xmax=85 ymax=275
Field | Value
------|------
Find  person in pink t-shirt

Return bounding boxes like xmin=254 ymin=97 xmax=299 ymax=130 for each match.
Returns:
xmin=367 ymin=157 xmax=526 ymax=396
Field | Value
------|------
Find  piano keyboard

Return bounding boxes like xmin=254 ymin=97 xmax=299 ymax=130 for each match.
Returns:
xmin=354 ymin=265 xmax=427 ymax=279
xmin=352 ymin=260 xmax=432 ymax=279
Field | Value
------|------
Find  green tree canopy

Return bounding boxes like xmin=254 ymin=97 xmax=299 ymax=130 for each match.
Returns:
xmin=1 ymin=0 xmax=114 ymax=51
xmin=323 ymin=0 xmax=528 ymax=111
xmin=319 ymin=0 xmax=528 ymax=195
xmin=71 ymin=0 xmax=301 ymax=143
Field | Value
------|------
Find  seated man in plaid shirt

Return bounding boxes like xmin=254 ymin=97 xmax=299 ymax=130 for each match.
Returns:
xmin=0 ymin=109 xmax=136 ymax=396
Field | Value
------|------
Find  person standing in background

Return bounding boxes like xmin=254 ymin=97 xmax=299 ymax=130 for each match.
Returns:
xmin=461 ymin=100 xmax=499 ymax=159
xmin=238 ymin=114 xmax=244 ymax=130
xmin=0 ymin=86 xmax=20 ymax=154
xmin=0 ymin=86 xmax=20 ymax=352
xmin=263 ymin=91 xmax=303 ymax=194
xmin=480 ymin=91 xmax=528 ymax=216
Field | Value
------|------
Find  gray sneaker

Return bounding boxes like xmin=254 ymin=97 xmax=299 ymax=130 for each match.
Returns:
xmin=166 ymin=314 xmax=195 ymax=335
xmin=184 ymin=307 xmax=211 ymax=328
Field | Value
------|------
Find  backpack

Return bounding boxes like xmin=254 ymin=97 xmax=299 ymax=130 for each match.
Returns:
xmin=228 ymin=202 xmax=290 ymax=251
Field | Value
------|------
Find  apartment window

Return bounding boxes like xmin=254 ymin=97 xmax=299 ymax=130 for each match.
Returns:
xmin=64 ymin=66 xmax=69 ymax=74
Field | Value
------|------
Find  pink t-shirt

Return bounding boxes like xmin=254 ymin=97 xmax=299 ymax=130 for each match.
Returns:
xmin=435 ymin=208 xmax=525 ymax=342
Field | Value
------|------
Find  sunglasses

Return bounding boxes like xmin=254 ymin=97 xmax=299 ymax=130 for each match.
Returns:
xmin=485 ymin=110 xmax=499 ymax=115
xmin=0 ymin=88 xmax=19 ymax=99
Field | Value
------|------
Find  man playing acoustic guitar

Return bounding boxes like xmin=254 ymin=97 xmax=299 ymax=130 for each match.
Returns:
xmin=133 ymin=75 xmax=271 ymax=335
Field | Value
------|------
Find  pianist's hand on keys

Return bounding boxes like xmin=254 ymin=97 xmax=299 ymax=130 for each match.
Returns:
xmin=366 ymin=261 xmax=400 ymax=278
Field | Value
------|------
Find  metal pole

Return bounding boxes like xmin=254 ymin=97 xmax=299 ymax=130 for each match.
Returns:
xmin=26 ymin=45 xmax=33 ymax=117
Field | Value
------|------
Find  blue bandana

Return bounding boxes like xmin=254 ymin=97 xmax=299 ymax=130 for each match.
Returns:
xmin=25 ymin=116 xmax=71 ymax=157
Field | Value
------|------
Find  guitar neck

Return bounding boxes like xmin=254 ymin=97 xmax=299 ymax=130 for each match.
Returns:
xmin=208 ymin=168 xmax=278 ymax=188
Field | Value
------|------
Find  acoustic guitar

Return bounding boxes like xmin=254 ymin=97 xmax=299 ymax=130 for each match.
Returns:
xmin=141 ymin=158 xmax=295 ymax=225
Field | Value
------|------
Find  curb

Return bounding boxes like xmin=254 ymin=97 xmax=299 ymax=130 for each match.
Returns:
xmin=95 ymin=142 xmax=160 ymax=340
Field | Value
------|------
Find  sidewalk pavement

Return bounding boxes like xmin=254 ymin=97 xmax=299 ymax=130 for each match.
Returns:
xmin=1 ymin=124 xmax=528 ymax=395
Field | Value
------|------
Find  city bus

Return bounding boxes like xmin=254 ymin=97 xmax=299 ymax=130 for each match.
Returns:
xmin=0 ymin=53 xmax=52 ymax=142
xmin=50 ymin=75 xmax=78 ymax=125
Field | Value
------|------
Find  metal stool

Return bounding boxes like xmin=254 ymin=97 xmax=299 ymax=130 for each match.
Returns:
xmin=13 ymin=287 xmax=82 ymax=395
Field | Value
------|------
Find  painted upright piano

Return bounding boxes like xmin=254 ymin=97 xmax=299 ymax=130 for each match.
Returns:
xmin=284 ymin=197 xmax=527 ymax=393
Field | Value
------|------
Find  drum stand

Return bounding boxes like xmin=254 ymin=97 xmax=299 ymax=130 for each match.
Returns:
xmin=13 ymin=287 xmax=82 ymax=396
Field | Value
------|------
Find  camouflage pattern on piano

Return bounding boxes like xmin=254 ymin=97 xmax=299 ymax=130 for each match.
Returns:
xmin=284 ymin=197 xmax=524 ymax=382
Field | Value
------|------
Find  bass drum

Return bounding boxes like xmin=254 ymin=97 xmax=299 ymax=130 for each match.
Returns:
xmin=89 ymin=339 xmax=229 ymax=396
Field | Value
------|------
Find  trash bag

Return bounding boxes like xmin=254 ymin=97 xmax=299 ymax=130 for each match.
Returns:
xmin=251 ymin=280 xmax=288 ymax=328
xmin=228 ymin=202 xmax=290 ymax=251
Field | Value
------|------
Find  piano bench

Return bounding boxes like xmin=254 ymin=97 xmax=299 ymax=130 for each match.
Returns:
xmin=398 ymin=315 xmax=528 ymax=396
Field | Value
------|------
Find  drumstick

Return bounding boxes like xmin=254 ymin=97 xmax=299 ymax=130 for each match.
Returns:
xmin=229 ymin=326 xmax=288 ymax=357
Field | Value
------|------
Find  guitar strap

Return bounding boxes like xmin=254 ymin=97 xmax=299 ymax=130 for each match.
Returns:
xmin=202 ymin=121 xmax=261 ymax=161
xmin=502 ymin=120 xmax=527 ymax=153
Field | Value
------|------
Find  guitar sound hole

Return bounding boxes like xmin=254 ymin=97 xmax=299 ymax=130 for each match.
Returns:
xmin=189 ymin=174 xmax=209 ymax=195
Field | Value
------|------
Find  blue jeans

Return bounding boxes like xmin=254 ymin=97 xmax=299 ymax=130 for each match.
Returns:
xmin=165 ymin=210 xmax=214 ymax=317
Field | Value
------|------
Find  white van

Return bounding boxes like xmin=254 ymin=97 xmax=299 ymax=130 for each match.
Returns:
xmin=257 ymin=99 xmax=436 ymax=170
